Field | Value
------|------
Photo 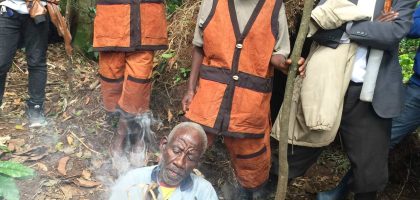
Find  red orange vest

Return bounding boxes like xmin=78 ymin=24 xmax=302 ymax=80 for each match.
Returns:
xmin=93 ymin=0 xmax=168 ymax=52
xmin=185 ymin=0 xmax=283 ymax=138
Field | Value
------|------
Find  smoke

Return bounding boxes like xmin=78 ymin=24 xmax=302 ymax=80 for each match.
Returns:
xmin=96 ymin=110 xmax=162 ymax=184
xmin=92 ymin=110 xmax=162 ymax=199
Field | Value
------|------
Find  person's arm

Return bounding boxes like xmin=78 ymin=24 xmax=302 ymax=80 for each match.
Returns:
xmin=407 ymin=7 xmax=420 ymax=38
xmin=182 ymin=46 xmax=204 ymax=112
xmin=271 ymin=3 xmax=305 ymax=75
xmin=346 ymin=0 xmax=417 ymax=50
xmin=181 ymin=0 xmax=212 ymax=112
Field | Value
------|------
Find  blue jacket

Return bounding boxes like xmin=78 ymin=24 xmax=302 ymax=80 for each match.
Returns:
xmin=407 ymin=6 xmax=420 ymax=86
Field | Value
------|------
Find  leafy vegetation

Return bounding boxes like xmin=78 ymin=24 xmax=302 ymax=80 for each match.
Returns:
xmin=399 ymin=38 xmax=420 ymax=83
xmin=0 ymin=158 xmax=35 ymax=200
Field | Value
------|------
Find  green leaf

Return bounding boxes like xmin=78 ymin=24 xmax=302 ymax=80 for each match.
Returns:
xmin=0 ymin=161 xmax=35 ymax=178
xmin=161 ymin=53 xmax=174 ymax=59
xmin=0 ymin=176 xmax=19 ymax=200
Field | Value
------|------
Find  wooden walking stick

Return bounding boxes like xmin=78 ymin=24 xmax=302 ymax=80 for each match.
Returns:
xmin=275 ymin=0 xmax=314 ymax=199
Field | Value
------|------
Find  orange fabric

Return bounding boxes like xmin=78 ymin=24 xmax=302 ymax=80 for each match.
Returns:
xmin=99 ymin=52 xmax=126 ymax=79
xmin=99 ymin=51 xmax=154 ymax=114
xmin=100 ymin=80 xmax=123 ymax=112
xmin=93 ymin=4 xmax=131 ymax=48
xmin=93 ymin=2 xmax=167 ymax=49
xmin=207 ymin=130 xmax=271 ymax=189
xmin=187 ymin=79 xmax=227 ymax=128
xmin=185 ymin=0 xmax=277 ymax=136
xmin=140 ymin=2 xmax=168 ymax=46
xmin=229 ymin=87 xmax=271 ymax=134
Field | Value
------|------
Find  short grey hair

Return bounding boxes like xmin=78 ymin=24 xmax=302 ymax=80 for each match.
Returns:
xmin=167 ymin=122 xmax=208 ymax=155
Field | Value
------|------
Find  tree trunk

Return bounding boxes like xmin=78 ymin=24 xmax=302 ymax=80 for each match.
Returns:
xmin=71 ymin=0 xmax=96 ymax=59
xmin=275 ymin=0 xmax=314 ymax=199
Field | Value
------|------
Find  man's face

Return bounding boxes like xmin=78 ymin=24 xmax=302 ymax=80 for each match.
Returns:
xmin=159 ymin=128 xmax=203 ymax=186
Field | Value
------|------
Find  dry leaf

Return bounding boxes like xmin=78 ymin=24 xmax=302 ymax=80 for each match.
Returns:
xmin=81 ymin=170 xmax=91 ymax=180
xmin=67 ymin=135 xmax=74 ymax=146
xmin=9 ymin=138 xmax=25 ymax=152
xmin=14 ymin=145 xmax=48 ymax=161
xmin=74 ymin=178 xmax=101 ymax=188
xmin=44 ymin=179 xmax=59 ymax=187
xmin=62 ymin=146 xmax=76 ymax=155
xmin=60 ymin=185 xmax=74 ymax=200
xmin=90 ymin=159 xmax=103 ymax=169
xmin=0 ymin=135 xmax=11 ymax=146
xmin=7 ymin=142 xmax=15 ymax=152
xmin=37 ymin=163 xmax=48 ymax=172
xmin=75 ymin=151 xmax=83 ymax=158
xmin=58 ymin=156 xmax=70 ymax=176
xmin=167 ymin=109 xmax=174 ymax=122
xmin=11 ymin=156 xmax=28 ymax=163
xmin=85 ymin=97 xmax=90 ymax=105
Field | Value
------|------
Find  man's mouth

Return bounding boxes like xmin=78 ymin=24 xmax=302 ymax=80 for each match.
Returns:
xmin=166 ymin=168 xmax=184 ymax=179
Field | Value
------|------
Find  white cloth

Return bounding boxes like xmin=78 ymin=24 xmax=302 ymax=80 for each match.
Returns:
xmin=351 ymin=0 xmax=377 ymax=83
xmin=0 ymin=0 xmax=46 ymax=14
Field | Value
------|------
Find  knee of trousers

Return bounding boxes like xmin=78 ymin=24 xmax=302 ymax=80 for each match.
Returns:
xmin=230 ymin=143 xmax=271 ymax=189
xmin=118 ymin=76 xmax=152 ymax=115
xmin=350 ymin=166 xmax=389 ymax=193
xmin=27 ymin=51 xmax=47 ymax=67
xmin=100 ymin=77 xmax=124 ymax=112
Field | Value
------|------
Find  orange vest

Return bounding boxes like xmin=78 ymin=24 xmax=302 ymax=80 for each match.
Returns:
xmin=185 ymin=0 xmax=283 ymax=138
xmin=93 ymin=0 xmax=168 ymax=52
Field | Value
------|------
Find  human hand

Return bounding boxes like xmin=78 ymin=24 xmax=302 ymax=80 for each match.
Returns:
xmin=286 ymin=57 xmax=306 ymax=77
xmin=182 ymin=90 xmax=195 ymax=112
xmin=376 ymin=10 xmax=399 ymax=22
xmin=271 ymin=55 xmax=305 ymax=76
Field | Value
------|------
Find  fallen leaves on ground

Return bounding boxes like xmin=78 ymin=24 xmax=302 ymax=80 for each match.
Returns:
xmin=58 ymin=156 xmax=70 ymax=176
xmin=74 ymin=178 xmax=101 ymax=188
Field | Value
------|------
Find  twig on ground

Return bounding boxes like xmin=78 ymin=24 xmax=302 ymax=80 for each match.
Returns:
xmin=69 ymin=130 xmax=101 ymax=155
xmin=12 ymin=61 xmax=25 ymax=73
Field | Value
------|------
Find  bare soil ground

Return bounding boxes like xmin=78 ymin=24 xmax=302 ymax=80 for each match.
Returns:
xmin=0 ymin=44 xmax=419 ymax=200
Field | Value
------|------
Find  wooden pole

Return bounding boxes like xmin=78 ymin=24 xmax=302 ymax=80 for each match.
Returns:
xmin=275 ymin=0 xmax=314 ymax=199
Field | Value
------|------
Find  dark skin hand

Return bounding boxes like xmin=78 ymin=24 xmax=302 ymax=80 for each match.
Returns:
xmin=269 ymin=54 xmax=306 ymax=76
xmin=158 ymin=128 xmax=204 ymax=187
xmin=181 ymin=46 xmax=306 ymax=112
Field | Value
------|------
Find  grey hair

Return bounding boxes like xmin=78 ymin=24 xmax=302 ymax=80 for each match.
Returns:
xmin=167 ymin=122 xmax=208 ymax=155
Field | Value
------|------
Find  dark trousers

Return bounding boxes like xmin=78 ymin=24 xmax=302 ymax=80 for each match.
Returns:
xmin=0 ymin=10 xmax=49 ymax=105
xmin=288 ymin=83 xmax=391 ymax=193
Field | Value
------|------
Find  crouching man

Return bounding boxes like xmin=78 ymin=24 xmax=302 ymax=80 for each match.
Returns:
xmin=109 ymin=122 xmax=218 ymax=200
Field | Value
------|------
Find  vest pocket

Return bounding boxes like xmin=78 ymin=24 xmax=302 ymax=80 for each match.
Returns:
xmin=93 ymin=4 xmax=131 ymax=47
xmin=229 ymin=87 xmax=270 ymax=134
xmin=140 ymin=1 xmax=168 ymax=46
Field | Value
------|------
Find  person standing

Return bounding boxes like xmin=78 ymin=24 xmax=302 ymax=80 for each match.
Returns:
xmin=0 ymin=0 xmax=49 ymax=127
xmin=282 ymin=0 xmax=417 ymax=199
xmin=93 ymin=0 xmax=168 ymax=159
xmin=181 ymin=0 xmax=304 ymax=198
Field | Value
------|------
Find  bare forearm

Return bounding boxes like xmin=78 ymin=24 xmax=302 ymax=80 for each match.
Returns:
xmin=187 ymin=46 xmax=204 ymax=92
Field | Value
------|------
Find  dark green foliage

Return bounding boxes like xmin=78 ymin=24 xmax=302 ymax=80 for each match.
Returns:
xmin=166 ymin=0 xmax=183 ymax=15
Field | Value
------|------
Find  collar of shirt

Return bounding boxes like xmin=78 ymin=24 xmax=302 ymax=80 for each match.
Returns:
xmin=151 ymin=165 xmax=194 ymax=192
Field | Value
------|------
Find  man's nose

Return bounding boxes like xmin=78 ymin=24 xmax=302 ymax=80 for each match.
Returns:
xmin=173 ymin=154 xmax=186 ymax=169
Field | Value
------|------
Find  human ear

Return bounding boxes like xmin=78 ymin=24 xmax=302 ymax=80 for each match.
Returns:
xmin=160 ymin=136 xmax=168 ymax=152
